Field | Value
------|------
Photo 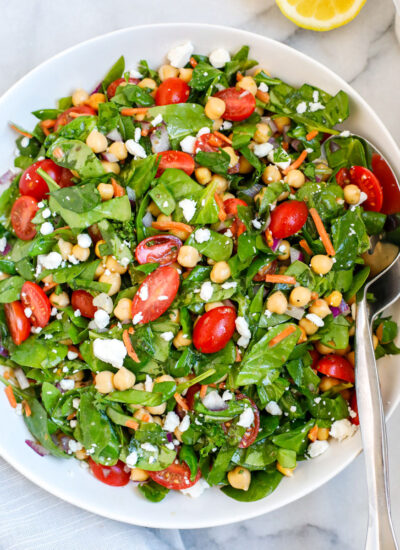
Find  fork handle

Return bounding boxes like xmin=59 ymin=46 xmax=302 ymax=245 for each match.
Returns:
xmin=355 ymin=298 xmax=398 ymax=550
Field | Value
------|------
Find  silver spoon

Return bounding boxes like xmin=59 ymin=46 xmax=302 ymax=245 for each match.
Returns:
xmin=324 ymin=134 xmax=399 ymax=549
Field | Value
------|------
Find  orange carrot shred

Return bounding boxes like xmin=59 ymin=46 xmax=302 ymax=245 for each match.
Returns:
xmin=67 ymin=411 xmax=77 ymax=421
xmin=213 ymin=131 xmax=232 ymax=145
xmin=10 ymin=124 xmax=33 ymax=139
xmin=142 ymin=413 xmax=151 ymax=423
xmin=22 ymin=400 xmax=31 ymax=417
xmin=309 ymin=207 xmax=336 ymax=256
xmin=306 ymin=130 xmax=318 ymax=141
xmin=282 ymin=141 xmax=289 ymax=151
xmin=41 ymin=119 xmax=56 ymax=129
xmin=200 ymin=385 xmax=208 ymax=399
xmin=111 ymin=178 xmax=125 ymax=197
xmin=214 ymin=193 xmax=227 ymax=221
xmin=123 ymin=329 xmax=140 ymax=363
xmin=3 ymin=370 xmax=10 ymax=380
xmin=174 ymin=393 xmax=189 ymax=411
xmin=189 ymin=56 xmax=198 ymax=68
xmin=53 ymin=147 xmax=64 ymax=159
xmin=69 ymin=112 xmax=87 ymax=119
xmin=4 ymin=385 xmax=17 ymax=408
xmin=264 ymin=228 xmax=274 ymax=247
xmin=264 ymin=274 xmax=296 ymax=284
xmin=299 ymin=239 xmax=313 ymax=255
xmin=151 ymin=220 xmax=193 ymax=235
xmin=308 ymin=425 xmax=318 ymax=442
xmin=236 ymin=72 xmax=243 ymax=81
xmin=42 ymin=126 xmax=51 ymax=137
xmin=283 ymin=150 xmax=308 ymax=175
xmin=125 ymin=420 xmax=139 ymax=430
xmin=120 ymin=107 xmax=148 ymax=116
xmin=268 ymin=325 xmax=297 ymax=347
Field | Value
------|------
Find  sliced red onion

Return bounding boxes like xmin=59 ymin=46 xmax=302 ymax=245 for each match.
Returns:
xmin=242 ymin=183 xmax=263 ymax=198
xmin=271 ymin=238 xmax=282 ymax=252
xmin=142 ymin=212 xmax=153 ymax=228
xmin=102 ymin=152 xmax=119 ymax=163
xmin=330 ymin=299 xmax=350 ymax=318
xmin=315 ymin=175 xmax=322 ymax=183
xmin=329 ymin=140 xmax=341 ymax=153
xmin=106 ymin=129 xmax=123 ymax=142
xmin=286 ymin=305 xmax=305 ymax=320
xmin=90 ymin=81 xmax=102 ymax=95
xmin=166 ymin=432 xmax=174 ymax=443
xmin=202 ymin=390 xmax=228 ymax=411
xmin=14 ymin=367 xmax=30 ymax=390
xmin=291 ymin=139 xmax=301 ymax=152
xmin=1 ymin=243 xmax=11 ymax=257
xmin=267 ymin=118 xmax=278 ymax=134
xmin=0 ymin=344 xmax=8 ymax=358
xmin=150 ymin=123 xmax=170 ymax=154
xmin=25 ymin=440 xmax=49 ymax=457
xmin=290 ymin=247 xmax=304 ymax=263
xmin=0 ymin=170 xmax=14 ymax=187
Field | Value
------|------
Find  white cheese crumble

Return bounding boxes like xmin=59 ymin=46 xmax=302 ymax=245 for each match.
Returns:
xmin=305 ymin=313 xmax=325 ymax=327
xmin=221 ymin=121 xmax=233 ymax=131
xmin=72 ymin=398 xmax=80 ymax=409
xmin=141 ymin=442 xmax=158 ymax=453
xmin=93 ymin=309 xmax=110 ymax=330
xmin=77 ymin=233 xmax=92 ymax=248
xmin=60 ymin=379 xmax=75 ymax=391
xmin=222 ymin=390 xmax=233 ymax=401
xmin=163 ymin=411 xmax=180 ymax=432
xmin=296 ymin=102 xmax=307 ymax=114
xmin=196 ymin=127 xmax=211 ymax=137
xmin=126 ymin=139 xmax=147 ymax=158
xmin=340 ymin=130 xmax=351 ymax=138
xmin=221 ymin=281 xmax=237 ymax=289
xmin=258 ymin=82 xmax=269 ymax=93
xmin=209 ymin=48 xmax=231 ymax=68
xmin=180 ymin=135 xmax=196 ymax=154
xmin=251 ymin=219 xmax=262 ymax=229
xmin=151 ymin=114 xmax=163 ymax=127
xmin=179 ymin=415 xmax=191 ymax=433
xmin=237 ymin=406 xmax=254 ymax=428
xmin=253 ymin=142 xmax=274 ymax=158
xmin=179 ymin=198 xmax=197 ymax=222
xmin=235 ymin=316 xmax=251 ymax=348
xmin=40 ymin=222 xmax=54 ymax=235
xmin=138 ymin=283 xmax=149 ymax=301
xmin=309 ymin=101 xmax=325 ymax=112
xmin=194 ymin=228 xmax=211 ymax=243
xmin=92 ymin=338 xmax=127 ymax=368
xmin=265 ymin=401 xmax=282 ymax=415
xmin=160 ymin=331 xmax=174 ymax=342
xmin=181 ymin=478 xmax=210 ymax=498
xmin=308 ymin=440 xmax=329 ymax=458
xmin=42 ymin=208 xmax=51 ymax=219
xmin=0 ymin=236 xmax=7 ymax=253
xmin=132 ymin=312 xmax=144 ymax=325
xmin=200 ymin=281 xmax=213 ymax=301
xmin=68 ymin=440 xmax=83 ymax=453
xmin=167 ymin=41 xmax=194 ymax=68
xmin=24 ymin=307 xmax=32 ymax=318
xmin=126 ymin=450 xmax=138 ymax=467
xmin=202 ymin=390 xmax=225 ymax=410
xmin=329 ymin=419 xmax=357 ymax=441
xmin=67 ymin=350 xmax=79 ymax=360
xmin=144 ymin=375 xmax=153 ymax=392
xmin=134 ymin=127 xmax=142 ymax=143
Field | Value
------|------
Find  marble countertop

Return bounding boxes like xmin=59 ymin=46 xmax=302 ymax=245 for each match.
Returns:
xmin=1 ymin=1 xmax=400 ymax=549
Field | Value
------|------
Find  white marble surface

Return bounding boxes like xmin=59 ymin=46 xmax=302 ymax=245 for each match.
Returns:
xmin=1 ymin=1 xmax=400 ymax=549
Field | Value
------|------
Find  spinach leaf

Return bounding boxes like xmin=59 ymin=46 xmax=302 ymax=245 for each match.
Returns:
xmin=190 ymin=62 xmax=226 ymax=91
xmin=47 ymin=138 xmax=105 ymax=178
xmin=112 ymin=84 xmax=154 ymax=108
xmin=97 ymin=219 xmax=133 ymax=265
xmin=361 ymin=211 xmax=386 ymax=235
xmin=54 ymin=116 xmax=97 ymax=141
xmin=232 ymin=439 xmax=277 ymax=470
xmin=331 ymin=208 xmax=369 ymax=270
xmin=129 ymin=423 xmax=176 ymax=471
xmin=257 ymin=182 xmax=289 ymax=215
xmin=138 ymin=480 xmax=169 ymax=502
xmin=180 ymin=444 xmax=199 ymax=481
xmin=232 ymin=113 xmax=260 ymax=149
xmin=195 ymin=150 xmax=230 ymax=175
xmin=0 ymin=276 xmax=24 ymax=302
xmin=221 ymin=469 xmax=282 ymax=502
xmin=102 ymin=55 xmax=125 ymax=91
xmin=32 ymin=108 xmax=63 ymax=120
xmin=313 ymin=314 xmax=349 ymax=350
xmin=97 ymin=102 xmax=121 ymax=134
xmin=306 ymin=394 xmax=349 ymax=421
xmin=50 ymin=183 xmax=101 ymax=213
xmin=185 ymin=229 xmax=233 ymax=261
xmin=24 ymin=398 xmax=69 ymax=458
xmin=11 ymin=337 xmax=68 ymax=369
xmin=123 ymin=154 xmax=158 ymax=199
xmin=325 ymin=136 xmax=367 ymax=169
xmin=272 ymin=419 xmax=315 ymax=452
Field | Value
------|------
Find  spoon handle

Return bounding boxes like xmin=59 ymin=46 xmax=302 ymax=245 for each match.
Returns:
xmin=355 ymin=297 xmax=398 ymax=550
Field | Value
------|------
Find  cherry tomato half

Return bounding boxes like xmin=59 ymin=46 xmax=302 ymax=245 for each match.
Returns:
xmin=11 ymin=195 xmax=38 ymax=241
xmin=193 ymin=306 xmax=237 ymax=354
xmin=155 ymin=78 xmax=190 ymax=106
xmin=349 ymin=166 xmax=383 ymax=212
xmin=224 ymin=198 xmax=248 ymax=238
xmin=19 ymin=159 xmax=63 ymax=201
xmin=236 ymin=393 xmax=260 ymax=449
xmin=214 ymin=88 xmax=256 ymax=122
xmin=148 ymin=462 xmax=201 ymax=490
xmin=371 ymin=154 xmax=400 ymax=215
xmin=309 ymin=349 xmax=321 ymax=370
xmin=135 ymin=235 xmax=182 ymax=266
xmin=71 ymin=290 xmax=97 ymax=319
xmin=335 ymin=167 xmax=351 ymax=187
xmin=316 ymin=354 xmax=355 ymax=383
xmin=20 ymin=282 xmax=51 ymax=328
xmin=269 ymin=200 xmax=308 ymax=239
xmin=4 ymin=301 xmax=31 ymax=345
xmin=89 ymin=458 xmax=130 ymax=486
xmin=131 ymin=265 xmax=180 ymax=324
xmin=58 ymin=168 xmax=75 ymax=188
xmin=185 ymin=384 xmax=201 ymax=411
xmin=54 ymin=105 xmax=96 ymax=132
xmin=156 ymin=150 xmax=195 ymax=177
xmin=194 ymin=132 xmax=225 ymax=153
xmin=106 ymin=77 xmax=140 ymax=99
xmin=349 ymin=392 xmax=359 ymax=425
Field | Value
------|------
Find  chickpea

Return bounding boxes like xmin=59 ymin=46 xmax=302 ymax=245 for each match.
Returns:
xmin=72 ymin=88 xmax=89 ymax=106
xmin=75 ymin=448 xmax=88 ymax=460
xmin=152 ymin=416 xmax=163 ymax=426
xmin=223 ymin=192 xmax=235 ymax=201
xmin=130 ymin=468 xmax=149 ymax=482
xmin=299 ymin=317 xmax=319 ymax=335
xmin=147 ymin=201 xmax=161 ymax=217
xmin=227 ymin=466 xmax=251 ymax=491
xmin=276 ymin=463 xmax=295 ymax=477
xmin=105 ymin=256 xmax=128 ymax=274
xmin=146 ymin=402 xmax=167 ymax=415
xmin=317 ymin=427 xmax=330 ymax=441
xmin=343 ymin=184 xmax=361 ymax=205
xmin=253 ymin=123 xmax=272 ymax=144
xmin=114 ymin=298 xmax=133 ymax=322
xmin=87 ymin=93 xmax=106 ymax=110
xmin=134 ymin=408 xmax=154 ymax=422
xmin=315 ymin=342 xmax=336 ymax=355
xmin=179 ymin=67 xmax=193 ymax=82
xmin=277 ymin=240 xmax=290 ymax=261
xmin=277 ymin=190 xmax=290 ymax=202
xmin=274 ymin=116 xmax=291 ymax=133
xmin=222 ymin=146 xmax=239 ymax=168
xmin=95 ymin=239 xmax=106 ymax=258
xmin=112 ymin=367 xmax=135 ymax=391
xmin=101 ymin=161 xmax=120 ymax=174
xmin=373 ymin=334 xmax=379 ymax=350
xmin=86 ymin=129 xmax=108 ymax=153
xmin=173 ymin=330 xmax=192 ymax=348
xmin=326 ymin=290 xmax=342 ymax=308
xmin=97 ymin=183 xmax=114 ymax=201
xmin=310 ymin=255 xmax=333 ymax=275
xmin=211 ymin=174 xmax=228 ymax=194
xmin=266 ymin=291 xmax=288 ymax=314
xmin=262 ymin=165 xmax=281 ymax=184
xmin=205 ymin=97 xmax=226 ymax=120
xmin=347 ymin=351 xmax=355 ymax=367
xmin=289 ymin=286 xmax=311 ymax=307
xmin=319 ymin=376 xmax=340 ymax=391
xmin=42 ymin=274 xmax=54 ymax=285
xmin=155 ymin=374 xmax=175 ymax=383
xmin=195 ymin=167 xmax=212 ymax=185
xmin=158 ymin=64 xmax=179 ymax=81
xmin=285 ymin=169 xmax=305 ymax=189
xmin=298 ymin=325 xmax=307 ymax=344
xmin=205 ymin=301 xmax=224 ymax=312
xmin=309 ymin=298 xmax=331 ymax=319
xmin=72 ymin=244 xmax=90 ymax=262
xmin=169 ymin=308 xmax=180 ymax=323
xmin=174 ymin=426 xmax=183 ymax=443
xmin=210 ymin=261 xmax=231 ymax=284
xmin=95 ymin=370 xmax=115 ymax=394
xmin=49 ymin=291 xmax=70 ymax=308
xmin=236 ymin=76 xmax=257 ymax=96
xmin=239 ymin=156 xmax=253 ymax=174
xmin=157 ymin=214 xmax=172 ymax=224
xmin=58 ymin=238 xmax=73 ymax=260
xmin=138 ymin=78 xmax=157 ymax=90
xmin=95 ymin=262 xmax=106 ymax=278
xmin=108 ymin=141 xmax=128 ymax=161
xmin=99 ymin=271 xmax=121 ymax=296
xmin=212 ymin=118 xmax=223 ymax=132
xmin=177 ymin=245 xmax=201 ymax=268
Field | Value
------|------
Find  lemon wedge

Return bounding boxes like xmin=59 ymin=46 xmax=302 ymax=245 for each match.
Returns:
xmin=276 ymin=0 xmax=366 ymax=31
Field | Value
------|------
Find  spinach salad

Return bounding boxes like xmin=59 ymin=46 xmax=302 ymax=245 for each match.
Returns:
xmin=1 ymin=42 xmax=399 ymax=503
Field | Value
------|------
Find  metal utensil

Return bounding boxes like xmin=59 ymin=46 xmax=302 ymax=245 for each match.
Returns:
xmin=325 ymin=133 xmax=399 ymax=549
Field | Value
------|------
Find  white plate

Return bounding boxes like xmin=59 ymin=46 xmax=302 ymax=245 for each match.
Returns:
xmin=1 ymin=23 xmax=400 ymax=530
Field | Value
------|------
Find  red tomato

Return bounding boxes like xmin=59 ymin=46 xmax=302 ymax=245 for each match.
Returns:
xmin=371 ymin=154 xmax=400 ymax=215
xmin=148 ymin=462 xmax=201 ymax=490
xmin=349 ymin=166 xmax=383 ymax=212
xmin=185 ymin=384 xmax=201 ymax=410
xmin=131 ymin=265 xmax=180 ymax=324
xmin=59 ymin=168 xmax=75 ymax=188
xmin=349 ymin=392 xmax=359 ymax=425
xmin=224 ymin=198 xmax=248 ymax=237
xmin=193 ymin=306 xmax=237 ymax=354
xmin=156 ymin=151 xmax=195 ymax=177
xmin=309 ymin=349 xmax=320 ymax=370
xmin=236 ymin=393 xmax=260 ymax=448
xmin=269 ymin=200 xmax=308 ymax=239
xmin=106 ymin=77 xmax=139 ymax=98
xmin=253 ymin=260 xmax=277 ymax=282
xmin=20 ymin=282 xmax=51 ymax=328
xmin=71 ymin=290 xmax=97 ymax=319
xmin=4 ymin=301 xmax=31 ymax=345
xmin=11 ymin=195 xmax=38 ymax=241
xmin=54 ymin=105 xmax=96 ymax=131
xmin=19 ymin=159 xmax=63 ymax=201
xmin=214 ymin=88 xmax=256 ymax=121
xmin=89 ymin=458 xmax=130 ymax=486
xmin=155 ymin=78 xmax=190 ymax=106
xmin=316 ymin=355 xmax=355 ymax=383
xmin=194 ymin=132 xmax=224 ymax=153
xmin=135 ymin=235 xmax=182 ymax=266
xmin=335 ymin=167 xmax=351 ymax=187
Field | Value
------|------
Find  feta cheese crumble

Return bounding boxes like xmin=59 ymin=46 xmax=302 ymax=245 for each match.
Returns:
xmin=132 ymin=312 xmax=143 ymax=325
xmin=40 ymin=222 xmax=54 ymax=235
xmin=93 ymin=309 xmax=110 ymax=330
xmin=308 ymin=440 xmax=329 ymax=458
xmin=126 ymin=139 xmax=147 ymax=158
xmin=167 ymin=41 xmax=194 ymax=68
xmin=163 ymin=411 xmax=180 ymax=432
xmin=180 ymin=135 xmax=196 ymax=154
xmin=329 ymin=419 xmax=357 ymax=441
xmin=265 ymin=401 xmax=282 ymax=415
xmin=77 ymin=233 xmax=92 ymax=248
xmin=200 ymin=281 xmax=213 ymax=301
xmin=60 ymin=379 xmax=75 ymax=391
xmin=160 ymin=331 xmax=174 ymax=342
xmin=126 ymin=450 xmax=138 ymax=467
xmin=93 ymin=338 xmax=127 ymax=368
xmin=235 ymin=316 xmax=251 ymax=348
xmin=305 ymin=313 xmax=325 ymax=327
xmin=181 ymin=478 xmax=210 ymax=498
xmin=237 ymin=406 xmax=254 ymax=428
xmin=179 ymin=198 xmax=197 ymax=222
xmin=209 ymin=48 xmax=231 ymax=68
xmin=194 ymin=228 xmax=211 ymax=243
xmin=253 ymin=142 xmax=274 ymax=158
xmin=138 ymin=283 xmax=149 ymax=301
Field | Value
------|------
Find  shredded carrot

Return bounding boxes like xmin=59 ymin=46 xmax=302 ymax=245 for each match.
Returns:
xmin=299 ymin=239 xmax=313 ymax=255
xmin=42 ymin=127 xmax=51 ymax=136
xmin=283 ymin=150 xmax=308 ymax=175
xmin=311 ymin=291 xmax=319 ymax=301
xmin=10 ymin=124 xmax=33 ymax=139
xmin=264 ymin=274 xmax=296 ymax=285
xmin=111 ymin=178 xmax=125 ymax=197
xmin=41 ymin=119 xmax=56 ymax=129
xmin=53 ymin=147 xmax=64 ymax=159
xmin=309 ymin=207 xmax=336 ymax=256
xmin=189 ymin=56 xmax=198 ymax=68
xmin=281 ymin=141 xmax=289 ymax=151
xmin=22 ymin=400 xmax=31 ymax=417
xmin=174 ymin=393 xmax=189 ymax=411
xmin=200 ymin=385 xmax=208 ymax=399
xmin=268 ymin=325 xmax=297 ymax=348
xmin=151 ymin=220 xmax=193 ymax=235
xmin=67 ymin=411 xmax=77 ymax=421
xmin=306 ymin=130 xmax=318 ymax=141
xmin=43 ymin=282 xmax=58 ymax=292
xmin=4 ymin=385 xmax=17 ymax=408
xmin=264 ymin=228 xmax=274 ymax=247
xmin=308 ymin=425 xmax=318 ymax=442
xmin=256 ymin=89 xmax=270 ymax=103
xmin=123 ymin=329 xmax=140 ymax=363
xmin=214 ymin=193 xmax=227 ymax=222
xmin=235 ymin=347 xmax=242 ymax=362
xmin=141 ymin=127 xmax=149 ymax=137
xmin=142 ymin=413 xmax=151 ymax=423
xmin=213 ymin=131 xmax=232 ymax=145
xmin=3 ymin=370 xmax=10 ymax=380
xmin=69 ymin=112 xmax=87 ymax=119
xmin=120 ymin=107 xmax=148 ymax=116
xmin=236 ymin=72 xmax=243 ymax=81
xmin=125 ymin=420 xmax=139 ymax=430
